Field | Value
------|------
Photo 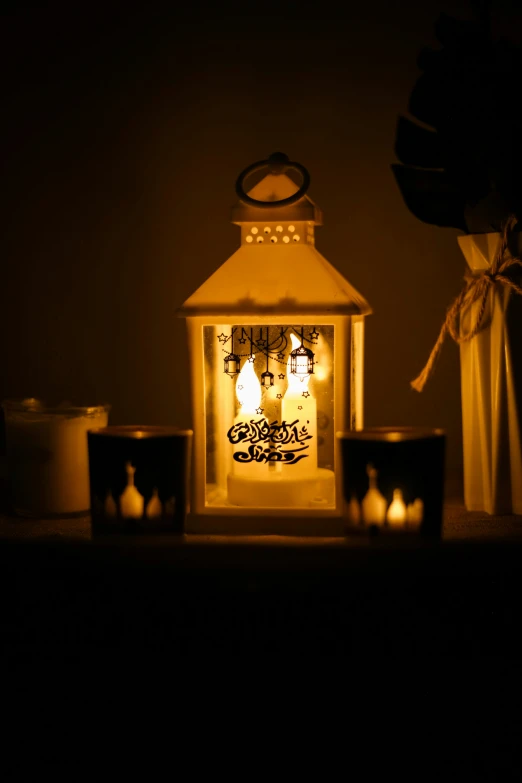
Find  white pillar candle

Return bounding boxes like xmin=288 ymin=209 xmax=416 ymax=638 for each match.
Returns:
xmin=227 ymin=339 xmax=335 ymax=509
xmin=227 ymin=356 xmax=274 ymax=506
xmin=4 ymin=400 xmax=109 ymax=516
xmin=281 ymin=334 xmax=317 ymax=476
xmin=231 ymin=357 xmax=269 ymax=478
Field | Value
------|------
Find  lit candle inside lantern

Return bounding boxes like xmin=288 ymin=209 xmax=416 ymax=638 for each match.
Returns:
xmin=281 ymin=333 xmax=317 ymax=477
xmin=232 ymin=356 xmax=268 ymax=477
xmin=386 ymin=488 xmax=407 ymax=527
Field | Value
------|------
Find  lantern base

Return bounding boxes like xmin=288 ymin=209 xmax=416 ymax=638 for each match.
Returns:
xmin=185 ymin=468 xmax=344 ymax=536
xmin=185 ymin=508 xmax=345 ymax=537
xmin=227 ymin=467 xmax=335 ymax=509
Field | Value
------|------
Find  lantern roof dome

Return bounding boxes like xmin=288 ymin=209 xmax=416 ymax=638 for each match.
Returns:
xmin=178 ymin=153 xmax=372 ymax=317
xmin=178 ymin=243 xmax=371 ymax=317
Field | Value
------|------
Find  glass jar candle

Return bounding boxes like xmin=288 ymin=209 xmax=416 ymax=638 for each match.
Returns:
xmin=2 ymin=398 xmax=110 ymax=517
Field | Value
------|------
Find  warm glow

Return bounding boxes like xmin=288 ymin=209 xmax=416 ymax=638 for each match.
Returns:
xmin=387 ymin=488 xmax=407 ymax=526
xmin=313 ymin=332 xmax=332 ymax=382
xmin=287 ymin=333 xmax=311 ymax=393
xmin=236 ymin=357 xmax=261 ymax=413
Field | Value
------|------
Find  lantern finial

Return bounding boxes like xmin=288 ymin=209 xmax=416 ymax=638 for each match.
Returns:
xmin=267 ymin=152 xmax=289 ymax=174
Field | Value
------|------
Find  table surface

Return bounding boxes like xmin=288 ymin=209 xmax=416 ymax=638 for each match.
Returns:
xmin=1 ymin=498 xmax=521 ymax=546
xmin=0 ymin=451 xmax=520 ymax=549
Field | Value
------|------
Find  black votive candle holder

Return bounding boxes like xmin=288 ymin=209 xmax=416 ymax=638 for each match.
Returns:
xmin=88 ymin=426 xmax=192 ymax=535
xmin=337 ymin=428 xmax=445 ymax=538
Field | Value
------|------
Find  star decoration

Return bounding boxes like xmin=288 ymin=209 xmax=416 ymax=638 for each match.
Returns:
xmin=277 ymin=352 xmax=285 ymax=360
xmin=237 ymin=385 xmax=243 ymax=391
xmin=238 ymin=337 xmax=247 ymax=344
xmin=297 ymin=405 xmax=303 ymax=411
xmin=217 ymin=333 xmax=228 ymax=343
xmin=255 ymin=407 xmax=264 ymax=415
xmin=276 ymin=393 xmax=282 ymax=399
xmin=248 ymin=356 xmax=255 ymax=363
xmin=278 ymin=373 xmax=285 ymax=380
xmin=302 ymin=391 xmax=310 ymax=398
xmin=309 ymin=329 xmax=320 ymax=341
xmin=256 ymin=339 xmax=266 ymax=348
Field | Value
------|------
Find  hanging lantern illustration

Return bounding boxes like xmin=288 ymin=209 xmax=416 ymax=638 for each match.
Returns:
xmin=289 ymin=338 xmax=315 ymax=378
xmin=260 ymin=327 xmax=275 ymax=388
xmin=261 ymin=371 xmax=275 ymax=388
xmin=224 ymin=352 xmax=241 ymax=377
xmin=178 ymin=152 xmax=372 ymax=534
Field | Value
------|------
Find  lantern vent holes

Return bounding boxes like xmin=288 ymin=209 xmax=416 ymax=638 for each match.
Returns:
xmin=244 ymin=224 xmax=304 ymax=245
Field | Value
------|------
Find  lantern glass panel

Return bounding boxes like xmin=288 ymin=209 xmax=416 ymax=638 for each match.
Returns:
xmin=203 ymin=323 xmax=335 ymax=509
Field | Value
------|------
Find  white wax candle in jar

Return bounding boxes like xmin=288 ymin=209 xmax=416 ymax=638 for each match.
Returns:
xmin=2 ymin=398 xmax=110 ymax=517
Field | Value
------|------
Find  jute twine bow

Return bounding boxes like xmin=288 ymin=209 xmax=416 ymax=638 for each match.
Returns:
xmin=411 ymin=215 xmax=522 ymax=392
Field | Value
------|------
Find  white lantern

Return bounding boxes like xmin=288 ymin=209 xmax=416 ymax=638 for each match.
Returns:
xmin=179 ymin=153 xmax=372 ymax=534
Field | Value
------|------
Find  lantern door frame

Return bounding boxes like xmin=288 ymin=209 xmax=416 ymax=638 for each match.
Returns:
xmin=185 ymin=313 xmax=364 ymax=535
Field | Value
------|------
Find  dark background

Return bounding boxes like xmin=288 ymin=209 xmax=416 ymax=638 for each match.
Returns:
xmin=2 ymin=0 xmax=522 ymax=491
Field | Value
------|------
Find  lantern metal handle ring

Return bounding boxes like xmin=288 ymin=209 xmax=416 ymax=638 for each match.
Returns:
xmin=235 ymin=152 xmax=311 ymax=209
